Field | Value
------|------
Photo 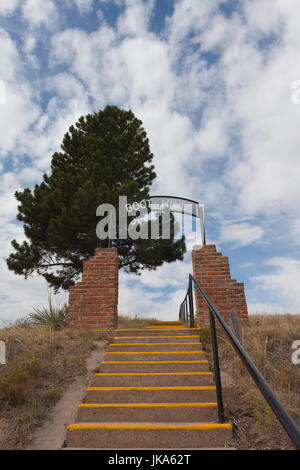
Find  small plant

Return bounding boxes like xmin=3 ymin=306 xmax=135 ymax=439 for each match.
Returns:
xmin=45 ymin=389 xmax=60 ymax=403
xmin=250 ymin=390 xmax=273 ymax=433
xmin=14 ymin=317 xmax=32 ymax=328
xmin=199 ymin=328 xmax=212 ymax=344
xmin=27 ymin=358 xmax=43 ymax=378
xmin=0 ymin=369 xmax=33 ymax=406
xmin=70 ymin=356 xmax=87 ymax=376
xmin=28 ymin=294 xmax=68 ymax=330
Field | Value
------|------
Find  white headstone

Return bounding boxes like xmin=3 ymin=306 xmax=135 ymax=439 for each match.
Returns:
xmin=0 ymin=341 xmax=5 ymax=365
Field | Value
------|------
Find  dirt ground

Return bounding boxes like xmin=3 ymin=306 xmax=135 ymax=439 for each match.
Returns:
xmin=200 ymin=315 xmax=300 ymax=450
xmin=26 ymin=341 xmax=106 ymax=450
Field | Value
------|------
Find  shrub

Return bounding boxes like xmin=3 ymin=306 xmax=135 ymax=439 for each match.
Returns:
xmin=28 ymin=295 xmax=68 ymax=330
xmin=45 ymin=389 xmax=60 ymax=403
xmin=0 ymin=369 xmax=33 ymax=406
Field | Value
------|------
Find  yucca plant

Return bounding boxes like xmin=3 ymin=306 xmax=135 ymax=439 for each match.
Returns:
xmin=28 ymin=294 xmax=68 ymax=330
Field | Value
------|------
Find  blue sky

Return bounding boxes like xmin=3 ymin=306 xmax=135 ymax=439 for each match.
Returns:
xmin=1 ymin=0 xmax=300 ymax=325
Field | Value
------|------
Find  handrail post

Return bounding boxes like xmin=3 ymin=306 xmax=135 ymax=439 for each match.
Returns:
xmin=179 ymin=274 xmax=300 ymax=448
xmin=209 ymin=307 xmax=225 ymax=423
xmin=188 ymin=276 xmax=195 ymax=328
xmin=185 ymin=298 xmax=188 ymax=324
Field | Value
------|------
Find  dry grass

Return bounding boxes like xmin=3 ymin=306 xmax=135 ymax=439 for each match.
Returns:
xmin=200 ymin=314 xmax=300 ymax=450
xmin=0 ymin=324 xmax=107 ymax=449
xmin=2 ymin=312 xmax=297 ymax=449
xmin=0 ymin=314 xmax=157 ymax=449
xmin=117 ymin=314 xmax=158 ymax=329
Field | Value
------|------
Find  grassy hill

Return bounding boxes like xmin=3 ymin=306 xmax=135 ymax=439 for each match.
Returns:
xmin=0 ymin=312 xmax=299 ymax=449
xmin=200 ymin=314 xmax=300 ymax=450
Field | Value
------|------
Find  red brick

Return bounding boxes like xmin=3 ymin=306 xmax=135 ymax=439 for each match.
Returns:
xmin=192 ymin=245 xmax=248 ymax=327
xmin=67 ymin=248 xmax=118 ymax=330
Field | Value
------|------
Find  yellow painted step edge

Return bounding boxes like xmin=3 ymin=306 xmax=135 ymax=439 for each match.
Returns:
xmin=95 ymin=372 xmax=212 ymax=376
xmin=143 ymin=327 xmax=198 ymax=330
xmin=100 ymin=361 xmax=209 ymax=365
xmin=78 ymin=403 xmax=218 ymax=408
xmin=114 ymin=336 xmax=199 ymax=339
xmin=106 ymin=351 xmax=204 ymax=355
xmin=86 ymin=386 xmax=216 ymax=391
xmin=95 ymin=328 xmax=201 ymax=332
xmin=67 ymin=423 xmax=232 ymax=430
xmin=110 ymin=343 xmax=201 ymax=346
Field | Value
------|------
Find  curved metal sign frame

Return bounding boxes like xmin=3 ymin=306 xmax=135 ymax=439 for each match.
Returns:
xmin=120 ymin=195 xmax=206 ymax=246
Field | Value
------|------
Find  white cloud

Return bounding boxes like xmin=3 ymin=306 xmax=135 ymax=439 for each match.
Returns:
xmin=196 ymin=108 xmax=230 ymax=159
xmin=247 ymin=302 xmax=287 ymax=315
xmin=251 ymin=257 xmax=300 ymax=312
xmin=0 ymin=82 xmax=40 ymax=158
xmin=50 ymin=26 xmax=118 ymax=103
xmin=243 ymin=0 xmax=283 ymax=36
xmin=0 ymin=258 xmax=68 ymax=326
xmin=23 ymin=34 xmax=36 ymax=54
xmin=0 ymin=30 xmax=92 ymax=326
xmin=119 ymin=36 xmax=174 ymax=105
xmin=291 ymin=219 xmax=300 ymax=245
xmin=217 ymin=4 xmax=300 ymax=217
xmin=22 ymin=0 xmax=58 ymax=29
xmin=0 ymin=29 xmax=41 ymax=158
xmin=49 ymin=19 xmax=200 ymax=198
xmin=240 ymin=262 xmax=256 ymax=268
xmin=117 ymin=0 xmax=155 ymax=37
xmin=167 ymin=0 xmax=220 ymax=47
xmin=118 ymin=253 xmax=192 ymax=321
xmin=0 ymin=28 xmax=21 ymax=82
xmin=0 ymin=0 xmax=20 ymax=16
xmin=122 ymin=256 xmax=191 ymax=290
xmin=15 ymin=72 xmax=91 ymax=169
xmin=0 ymin=172 xmax=21 ymax=222
xmin=119 ymin=276 xmax=187 ymax=321
xmin=164 ymin=0 xmax=300 ymax=223
xmin=73 ymin=0 xmax=94 ymax=14
xmin=136 ymin=103 xmax=198 ymax=197
xmin=98 ymin=0 xmax=123 ymax=4
xmin=2 ymin=0 xmax=300 ymax=323
xmin=219 ymin=222 xmax=265 ymax=247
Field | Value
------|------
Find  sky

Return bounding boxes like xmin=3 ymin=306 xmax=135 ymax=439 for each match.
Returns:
xmin=0 ymin=0 xmax=300 ymax=326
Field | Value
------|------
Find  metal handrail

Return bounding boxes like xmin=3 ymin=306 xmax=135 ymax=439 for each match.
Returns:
xmin=179 ymin=274 xmax=300 ymax=449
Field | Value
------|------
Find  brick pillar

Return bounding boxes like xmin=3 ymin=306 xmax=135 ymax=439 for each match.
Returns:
xmin=192 ymin=245 xmax=248 ymax=326
xmin=67 ymin=248 xmax=118 ymax=329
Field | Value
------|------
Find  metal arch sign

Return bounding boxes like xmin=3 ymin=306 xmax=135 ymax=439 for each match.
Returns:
xmin=125 ymin=195 xmax=206 ymax=245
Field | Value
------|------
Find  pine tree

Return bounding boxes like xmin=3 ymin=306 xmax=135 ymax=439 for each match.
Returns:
xmin=7 ymin=105 xmax=185 ymax=291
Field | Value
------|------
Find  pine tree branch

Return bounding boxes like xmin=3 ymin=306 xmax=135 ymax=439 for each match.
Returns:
xmin=38 ymin=262 xmax=76 ymax=268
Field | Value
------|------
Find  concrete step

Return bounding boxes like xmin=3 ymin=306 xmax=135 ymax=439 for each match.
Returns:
xmin=64 ymin=321 xmax=233 ymax=450
xmin=104 ymin=351 xmax=205 ymax=362
xmin=77 ymin=402 xmax=218 ymax=423
xmin=92 ymin=372 xmax=214 ymax=387
xmin=108 ymin=343 xmax=203 ymax=352
xmin=98 ymin=360 xmax=210 ymax=373
xmin=112 ymin=335 xmax=200 ymax=344
xmin=66 ymin=422 xmax=233 ymax=449
xmin=143 ymin=326 xmax=188 ymax=330
xmin=113 ymin=328 xmax=202 ymax=337
xmin=83 ymin=386 xmax=217 ymax=404
xmin=62 ymin=447 xmax=235 ymax=450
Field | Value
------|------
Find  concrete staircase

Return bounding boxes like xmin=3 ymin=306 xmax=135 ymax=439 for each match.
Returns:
xmin=65 ymin=321 xmax=233 ymax=449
